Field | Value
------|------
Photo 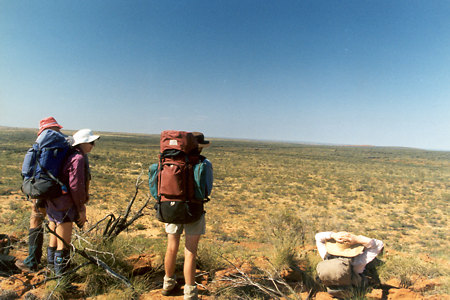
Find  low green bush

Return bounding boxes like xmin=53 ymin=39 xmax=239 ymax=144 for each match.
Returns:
xmin=264 ymin=209 xmax=307 ymax=271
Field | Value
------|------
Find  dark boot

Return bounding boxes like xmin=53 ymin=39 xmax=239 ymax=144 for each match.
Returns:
xmin=47 ymin=246 xmax=57 ymax=270
xmin=54 ymin=249 xmax=71 ymax=276
xmin=22 ymin=227 xmax=44 ymax=271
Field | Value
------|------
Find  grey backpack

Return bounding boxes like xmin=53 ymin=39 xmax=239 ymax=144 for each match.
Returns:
xmin=316 ymin=257 xmax=353 ymax=286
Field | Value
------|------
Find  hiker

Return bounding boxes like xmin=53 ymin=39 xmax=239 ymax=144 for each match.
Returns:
xmin=315 ymin=231 xmax=384 ymax=298
xmin=17 ymin=117 xmax=66 ymax=272
xmin=46 ymin=129 xmax=100 ymax=275
xmin=161 ymin=132 xmax=213 ymax=300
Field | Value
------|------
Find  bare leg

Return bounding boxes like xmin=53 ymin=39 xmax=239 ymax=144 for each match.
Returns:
xmin=30 ymin=203 xmax=46 ymax=229
xmin=55 ymin=222 xmax=73 ymax=250
xmin=165 ymin=233 xmax=181 ymax=277
xmin=184 ymin=234 xmax=201 ymax=285
xmin=48 ymin=222 xmax=57 ymax=248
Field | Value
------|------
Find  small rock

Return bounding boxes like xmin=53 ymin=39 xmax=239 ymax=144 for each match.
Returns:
xmin=387 ymin=288 xmax=423 ymax=299
xmin=126 ymin=253 xmax=155 ymax=276
xmin=366 ymin=288 xmax=383 ymax=299
xmin=314 ymin=291 xmax=334 ymax=300
xmin=386 ymin=278 xmax=402 ymax=288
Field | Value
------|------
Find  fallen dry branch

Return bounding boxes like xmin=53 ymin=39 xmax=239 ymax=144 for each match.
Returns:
xmin=217 ymin=255 xmax=301 ymax=300
xmin=44 ymin=223 xmax=133 ymax=288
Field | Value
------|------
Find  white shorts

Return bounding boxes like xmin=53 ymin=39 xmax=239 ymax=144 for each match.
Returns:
xmin=165 ymin=213 xmax=206 ymax=235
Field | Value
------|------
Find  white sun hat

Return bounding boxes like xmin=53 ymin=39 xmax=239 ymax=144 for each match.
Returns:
xmin=72 ymin=129 xmax=100 ymax=146
xmin=325 ymin=240 xmax=365 ymax=258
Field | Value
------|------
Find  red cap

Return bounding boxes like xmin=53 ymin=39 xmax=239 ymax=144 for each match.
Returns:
xmin=38 ymin=117 xmax=63 ymax=136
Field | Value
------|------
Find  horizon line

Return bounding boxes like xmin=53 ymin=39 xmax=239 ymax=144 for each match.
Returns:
xmin=1 ymin=125 xmax=448 ymax=152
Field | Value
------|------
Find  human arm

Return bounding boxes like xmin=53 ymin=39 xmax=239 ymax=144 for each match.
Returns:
xmin=315 ymin=231 xmax=334 ymax=259
xmin=67 ymin=153 xmax=88 ymax=219
xmin=204 ymin=159 xmax=213 ymax=195
xmin=352 ymin=236 xmax=384 ymax=274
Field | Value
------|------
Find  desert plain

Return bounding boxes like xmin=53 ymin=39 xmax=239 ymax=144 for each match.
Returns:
xmin=0 ymin=127 xmax=449 ymax=299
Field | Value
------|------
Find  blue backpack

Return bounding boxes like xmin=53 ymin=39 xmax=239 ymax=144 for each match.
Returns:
xmin=21 ymin=130 xmax=71 ymax=200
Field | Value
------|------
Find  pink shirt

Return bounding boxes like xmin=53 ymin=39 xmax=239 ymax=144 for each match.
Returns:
xmin=47 ymin=149 xmax=88 ymax=214
xmin=315 ymin=232 xmax=384 ymax=274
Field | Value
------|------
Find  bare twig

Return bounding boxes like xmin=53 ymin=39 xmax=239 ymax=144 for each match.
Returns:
xmin=218 ymin=255 xmax=288 ymax=299
xmin=85 ymin=213 xmax=116 ymax=234
xmin=215 ymin=255 xmax=308 ymax=299
xmin=122 ymin=172 xmax=145 ymax=221
xmin=45 ymin=223 xmax=133 ymax=288
xmin=100 ymin=172 xmax=151 ymax=240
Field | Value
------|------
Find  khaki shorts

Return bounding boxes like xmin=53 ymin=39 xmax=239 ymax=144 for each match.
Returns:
xmin=165 ymin=214 xmax=205 ymax=235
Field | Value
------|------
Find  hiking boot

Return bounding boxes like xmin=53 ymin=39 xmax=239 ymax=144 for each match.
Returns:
xmin=22 ymin=227 xmax=44 ymax=271
xmin=184 ymin=284 xmax=198 ymax=300
xmin=15 ymin=260 xmax=40 ymax=272
xmin=161 ymin=275 xmax=177 ymax=296
xmin=54 ymin=249 xmax=71 ymax=276
xmin=47 ymin=246 xmax=56 ymax=271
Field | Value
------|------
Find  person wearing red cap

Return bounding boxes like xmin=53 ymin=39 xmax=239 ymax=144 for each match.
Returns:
xmin=37 ymin=116 xmax=63 ymax=136
xmin=17 ymin=117 xmax=65 ymax=271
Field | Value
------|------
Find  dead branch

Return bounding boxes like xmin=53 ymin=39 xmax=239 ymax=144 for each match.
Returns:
xmin=264 ymin=259 xmax=302 ymax=299
xmin=44 ymin=223 xmax=132 ymax=288
xmin=217 ymin=255 xmax=292 ymax=299
xmin=122 ymin=173 xmax=145 ymax=221
xmin=99 ymin=172 xmax=151 ymax=240
xmin=85 ymin=213 xmax=116 ymax=234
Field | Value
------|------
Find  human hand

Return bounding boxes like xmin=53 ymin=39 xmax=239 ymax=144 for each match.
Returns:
xmin=331 ymin=232 xmax=357 ymax=244
xmin=344 ymin=233 xmax=358 ymax=244
xmin=76 ymin=210 xmax=87 ymax=228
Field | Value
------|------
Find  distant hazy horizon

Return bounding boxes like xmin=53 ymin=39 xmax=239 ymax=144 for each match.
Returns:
xmin=3 ymin=125 xmax=449 ymax=152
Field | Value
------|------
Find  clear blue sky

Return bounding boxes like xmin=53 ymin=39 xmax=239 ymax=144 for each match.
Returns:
xmin=1 ymin=1 xmax=449 ymax=150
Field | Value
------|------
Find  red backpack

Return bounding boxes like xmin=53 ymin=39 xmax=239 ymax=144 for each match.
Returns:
xmin=153 ymin=130 xmax=205 ymax=224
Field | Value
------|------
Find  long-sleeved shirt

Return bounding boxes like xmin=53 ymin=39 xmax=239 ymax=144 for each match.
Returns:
xmin=47 ymin=149 xmax=89 ymax=214
xmin=315 ymin=231 xmax=384 ymax=274
xmin=203 ymin=158 xmax=213 ymax=196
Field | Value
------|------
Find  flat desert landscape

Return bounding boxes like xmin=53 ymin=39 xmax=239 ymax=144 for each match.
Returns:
xmin=0 ymin=127 xmax=449 ymax=299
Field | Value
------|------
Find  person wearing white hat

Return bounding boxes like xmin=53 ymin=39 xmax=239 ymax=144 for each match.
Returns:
xmin=316 ymin=232 xmax=384 ymax=274
xmin=315 ymin=231 xmax=384 ymax=298
xmin=46 ymin=129 xmax=100 ymax=275
xmin=72 ymin=128 xmax=100 ymax=147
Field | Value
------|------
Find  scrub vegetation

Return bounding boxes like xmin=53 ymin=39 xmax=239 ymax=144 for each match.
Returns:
xmin=0 ymin=127 xmax=449 ymax=298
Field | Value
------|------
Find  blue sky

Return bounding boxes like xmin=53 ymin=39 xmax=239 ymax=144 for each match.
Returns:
xmin=1 ymin=1 xmax=449 ymax=150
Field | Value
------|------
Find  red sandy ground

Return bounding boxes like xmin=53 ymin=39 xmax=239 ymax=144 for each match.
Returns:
xmin=1 ymin=241 xmax=449 ymax=299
